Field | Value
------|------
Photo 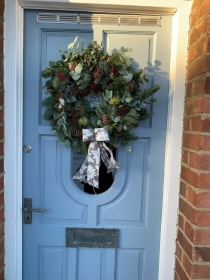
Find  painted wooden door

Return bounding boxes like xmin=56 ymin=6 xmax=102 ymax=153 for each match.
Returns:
xmin=23 ymin=10 xmax=172 ymax=280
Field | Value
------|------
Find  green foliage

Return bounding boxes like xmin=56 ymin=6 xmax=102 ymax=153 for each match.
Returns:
xmin=41 ymin=37 xmax=160 ymax=155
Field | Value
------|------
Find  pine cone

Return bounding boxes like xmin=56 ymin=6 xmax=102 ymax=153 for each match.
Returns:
xmin=54 ymin=103 xmax=64 ymax=112
xmin=102 ymin=114 xmax=111 ymax=124
xmin=72 ymin=128 xmax=82 ymax=137
xmin=128 ymin=80 xmax=135 ymax=92
xmin=55 ymin=92 xmax=62 ymax=101
xmin=78 ymin=105 xmax=86 ymax=114
xmin=116 ymin=104 xmax=129 ymax=117
xmin=69 ymin=61 xmax=77 ymax=71
xmin=93 ymin=66 xmax=103 ymax=80
xmin=69 ymin=84 xmax=79 ymax=96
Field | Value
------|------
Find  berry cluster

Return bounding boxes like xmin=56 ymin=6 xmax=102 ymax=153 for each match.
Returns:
xmin=56 ymin=72 xmax=69 ymax=81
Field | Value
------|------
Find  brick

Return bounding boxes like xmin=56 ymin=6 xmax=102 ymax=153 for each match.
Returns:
xmin=193 ymin=247 xmax=210 ymax=262
xmin=196 ymin=191 xmax=210 ymax=207
xmin=203 ymin=97 xmax=210 ymax=112
xmin=194 ymin=229 xmax=210 ymax=245
xmin=180 ymin=181 xmax=187 ymax=197
xmin=185 ymin=97 xmax=203 ymax=115
xmin=199 ymin=154 xmax=210 ymax=170
xmin=191 ymin=264 xmax=210 ymax=278
xmin=178 ymin=214 xmax=185 ymax=230
xmin=186 ymin=82 xmax=193 ymax=98
xmin=204 ymin=76 xmax=210 ymax=94
xmin=0 ymin=268 xmax=4 ymax=280
xmin=185 ymin=220 xmax=194 ymax=242
xmin=198 ymin=173 xmax=210 ymax=189
xmin=189 ymin=17 xmax=210 ymax=45
xmin=186 ymin=186 xmax=197 ymax=206
xmin=194 ymin=76 xmax=205 ymax=95
xmin=175 ymin=258 xmax=190 ymax=280
xmin=200 ymin=135 xmax=210 ymax=150
xmin=0 ymin=126 xmax=4 ymax=140
xmin=189 ymin=152 xmax=200 ymax=169
xmin=174 ymin=271 xmax=181 ymax=280
xmin=181 ymin=165 xmax=198 ymax=187
xmin=188 ymin=47 xmax=195 ymax=64
xmin=0 ymin=208 xmax=3 ymax=224
xmin=182 ymin=253 xmax=192 ymax=277
xmin=191 ymin=116 xmax=202 ymax=131
xmin=182 ymin=150 xmax=189 ymax=165
xmin=195 ymin=211 xmax=210 ymax=226
xmin=176 ymin=242 xmax=183 ymax=262
xmin=202 ymin=117 xmax=210 ymax=132
xmin=179 ymin=197 xmax=196 ymax=224
xmin=199 ymin=0 xmax=210 ymax=18
xmin=183 ymin=133 xmax=200 ymax=150
xmin=189 ymin=153 xmax=210 ymax=170
xmin=183 ymin=118 xmax=191 ymax=131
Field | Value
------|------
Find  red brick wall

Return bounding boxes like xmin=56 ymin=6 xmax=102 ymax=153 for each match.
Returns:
xmin=175 ymin=0 xmax=210 ymax=279
xmin=0 ymin=0 xmax=3 ymax=279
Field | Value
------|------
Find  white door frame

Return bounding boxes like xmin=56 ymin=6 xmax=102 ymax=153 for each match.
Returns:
xmin=4 ymin=1 xmax=191 ymax=279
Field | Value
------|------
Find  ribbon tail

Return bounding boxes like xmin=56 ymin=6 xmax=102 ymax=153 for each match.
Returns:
xmin=86 ymin=142 xmax=101 ymax=189
xmin=73 ymin=157 xmax=88 ymax=182
xmin=100 ymin=143 xmax=121 ymax=173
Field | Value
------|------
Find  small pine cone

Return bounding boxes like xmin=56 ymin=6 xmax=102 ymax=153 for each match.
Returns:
xmin=83 ymin=54 xmax=88 ymax=60
xmin=78 ymin=105 xmax=86 ymax=114
xmin=55 ymin=92 xmax=62 ymax=101
xmin=116 ymin=104 xmax=129 ymax=117
xmin=107 ymin=57 xmax=112 ymax=63
xmin=128 ymin=80 xmax=135 ymax=92
xmin=70 ymin=84 xmax=79 ymax=96
xmin=54 ymin=103 xmax=64 ymax=112
xmin=69 ymin=61 xmax=77 ymax=71
xmin=93 ymin=66 xmax=103 ymax=80
xmin=102 ymin=114 xmax=111 ymax=124
xmin=72 ymin=128 xmax=82 ymax=137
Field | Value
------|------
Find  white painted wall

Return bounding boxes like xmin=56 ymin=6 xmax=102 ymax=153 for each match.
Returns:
xmin=4 ymin=1 xmax=191 ymax=279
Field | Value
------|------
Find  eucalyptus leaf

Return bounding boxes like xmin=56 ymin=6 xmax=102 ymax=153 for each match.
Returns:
xmin=114 ymin=116 xmax=120 ymax=123
xmin=70 ymin=71 xmax=81 ymax=81
xmin=68 ymin=42 xmax=75 ymax=49
xmin=57 ymin=118 xmax=63 ymax=125
xmin=123 ymin=73 xmax=133 ymax=83
xmin=59 ymin=98 xmax=65 ymax=106
xmin=65 ymin=139 xmax=71 ymax=147
xmin=126 ymin=47 xmax=133 ymax=53
xmin=121 ymin=46 xmax=126 ymax=52
xmin=75 ymin=63 xmax=83 ymax=73
xmin=97 ymin=120 xmax=102 ymax=126
xmin=128 ymin=99 xmax=137 ymax=107
xmin=123 ymin=125 xmax=127 ymax=130
xmin=73 ymin=36 xmax=78 ymax=44
xmin=67 ymin=96 xmax=76 ymax=103
xmin=125 ymin=96 xmax=132 ymax=103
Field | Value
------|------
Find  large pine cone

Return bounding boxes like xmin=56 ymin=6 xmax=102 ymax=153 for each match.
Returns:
xmin=69 ymin=61 xmax=77 ymax=71
xmin=69 ymin=84 xmax=79 ymax=96
xmin=93 ymin=66 xmax=103 ymax=80
xmin=71 ymin=128 xmax=82 ymax=137
xmin=102 ymin=114 xmax=111 ymax=124
xmin=116 ymin=104 xmax=129 ymax=117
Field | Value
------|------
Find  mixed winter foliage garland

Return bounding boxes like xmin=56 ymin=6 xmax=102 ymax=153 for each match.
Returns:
xmin=41 ymin=36 xmax=160 ymax=156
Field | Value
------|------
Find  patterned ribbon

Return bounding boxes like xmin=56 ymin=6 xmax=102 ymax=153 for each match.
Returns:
xmin=73 ymin=128 xmax=121 ymax=189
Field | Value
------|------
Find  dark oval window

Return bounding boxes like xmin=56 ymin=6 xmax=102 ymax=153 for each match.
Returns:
xmin=72 ymin=147 xmax=116 ymax=194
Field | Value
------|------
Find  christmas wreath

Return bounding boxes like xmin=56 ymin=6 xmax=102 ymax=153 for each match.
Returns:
xmin=41 ymin=36 xmax=160 ymax=156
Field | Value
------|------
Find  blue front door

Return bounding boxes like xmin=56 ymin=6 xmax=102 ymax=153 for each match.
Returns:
xmin=23 ymin=10 xmax=172 ymax=280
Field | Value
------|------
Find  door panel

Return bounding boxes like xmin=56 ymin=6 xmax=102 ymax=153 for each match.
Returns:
xmin=23 ymin=10 xmax=172 ymax=280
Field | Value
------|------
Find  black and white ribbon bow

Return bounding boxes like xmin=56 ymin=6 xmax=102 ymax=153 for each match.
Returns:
xmin=73 ymin=128 xmax=121 ymax=189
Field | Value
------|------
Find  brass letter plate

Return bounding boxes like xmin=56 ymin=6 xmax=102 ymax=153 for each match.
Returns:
xmin=66 ymin=228 xmax=119 ymax=248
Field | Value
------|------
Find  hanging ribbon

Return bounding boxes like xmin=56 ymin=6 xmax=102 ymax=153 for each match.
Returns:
xmin=73 ymin=128 xmax=121 ymax=189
